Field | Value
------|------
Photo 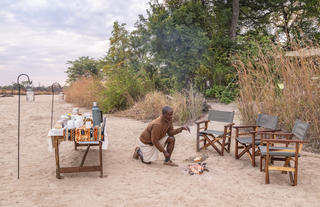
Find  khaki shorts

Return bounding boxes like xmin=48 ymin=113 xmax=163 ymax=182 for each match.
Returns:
xmin=137 ymin=137 xmax=168 ymax=162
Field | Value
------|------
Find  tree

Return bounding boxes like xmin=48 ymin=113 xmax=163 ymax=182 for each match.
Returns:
xmin=65 ymin=56 xmax=99 ymax=83
xmin=146 ymin=0 xmax=211 ymax=90
xmin=100 ymin=21 xmax=152 ymax=112
xmin=238 ymin=0 xmax=320 ymax=47
xmin=230 ymin=0 xmax=239 ymax=41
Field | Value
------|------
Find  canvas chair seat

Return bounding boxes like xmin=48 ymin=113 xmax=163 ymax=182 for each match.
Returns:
xmin=200 ymin=130 xmax=225 ymax=137
xmin=237 ymin=137 xmax=261 ymax=145
xmin=259 ymin=146 xmax=299 ymax=157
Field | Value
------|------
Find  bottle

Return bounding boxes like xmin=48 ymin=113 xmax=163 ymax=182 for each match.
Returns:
xmin=92 ymin=102 xmax=102 ymax=127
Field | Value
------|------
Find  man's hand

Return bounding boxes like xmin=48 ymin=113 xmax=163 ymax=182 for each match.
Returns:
xmin=181 ymin=126 xmax=190 ymax=133
xmin=163 ymin=150 xmax=170 ymax=161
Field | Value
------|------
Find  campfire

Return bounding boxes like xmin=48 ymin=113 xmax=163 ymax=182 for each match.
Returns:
xmin=184 ymin=154 xmax=209 ymax=175
xmin=187 ymin=163 xmax=209 ymax=175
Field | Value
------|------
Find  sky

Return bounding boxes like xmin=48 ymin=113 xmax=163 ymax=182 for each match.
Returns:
xmin=0 ymin=0 xmax=154 ymax=86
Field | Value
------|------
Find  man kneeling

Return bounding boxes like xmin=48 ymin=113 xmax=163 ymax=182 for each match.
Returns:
xmin=133 ymin=106 xmax=190 ymax=167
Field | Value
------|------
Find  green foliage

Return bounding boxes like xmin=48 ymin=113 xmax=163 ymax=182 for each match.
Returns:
xmin=65 ymin=56 xmax=100 ymax=83
xmin=205 ymin=84 xmax=238 ymax=104
xmin=205 ymin=85 xmax=225 ymax=99
xmin=99 ymin=22 xmax=153 ymax=112
xmin=100 ymin=68 xmax=151 ymax=112
xmin=238 ymin=0 xmax=320 ymax=47
xmin=146 ymin=0 xmax=211 ymax=90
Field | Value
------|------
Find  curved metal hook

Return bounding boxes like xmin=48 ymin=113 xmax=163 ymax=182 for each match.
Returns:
xmin=17 ymin=73 xmax=31 ymax=85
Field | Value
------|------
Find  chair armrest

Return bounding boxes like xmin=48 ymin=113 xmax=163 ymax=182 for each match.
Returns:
xmin=195 ymin=120 xmax=209 ymax=125
xmin=224 ymin=123 xmax=235 ymax=127
xmin=261 ymin=139 xmax=308 ymax=144
xmin=250 ymin=129 xmax=281 ymax=134
xmin=271 ymin=132 xmax=293 ymax=136
xmin=233 ymin=125 xmax=258 ymax=129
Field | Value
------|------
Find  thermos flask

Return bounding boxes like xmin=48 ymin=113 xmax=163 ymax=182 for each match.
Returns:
xmin=92 ymin=102 xmax=102 ymax=126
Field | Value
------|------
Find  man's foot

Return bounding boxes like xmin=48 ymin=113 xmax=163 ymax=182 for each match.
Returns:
xmin=163 ymin=160 xmax=179 ymax=167
xmin=134 ymin=147 xmax=151 ymax=164
xmin=133 ymin=147 xmax=139 ymax=160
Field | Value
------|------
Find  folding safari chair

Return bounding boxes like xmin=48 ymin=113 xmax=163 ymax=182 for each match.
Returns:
xmin=258 ymin=120 xmax=309 ymax=186
xmin=196 ymin=110 xmax=235 ymax=155
xmin=234 ymin=114 xmax=279 ymax=167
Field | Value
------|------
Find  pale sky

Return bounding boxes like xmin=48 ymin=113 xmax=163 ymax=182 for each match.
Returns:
xmin=0 ymin=0 xmax=154 ymax=86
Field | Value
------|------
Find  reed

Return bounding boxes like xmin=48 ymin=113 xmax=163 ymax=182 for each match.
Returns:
xmin=117 ymin=88 xmax=204 ymax=124
xmin=64 ymin=77 xmax=103 ymax=108
xmin=0 ymin=89 xmax=52 ymax=95
xmin=235 ymin=42 xmax=320 ymax=151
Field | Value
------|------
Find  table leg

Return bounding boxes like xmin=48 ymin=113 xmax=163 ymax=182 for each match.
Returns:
xmin=99 ymin=141 xmax=103 ymax=178
xmin=54 ymin=137 xmax=61 ymax=179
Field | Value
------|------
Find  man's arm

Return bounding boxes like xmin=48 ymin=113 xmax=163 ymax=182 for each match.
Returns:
xmin=167 ymin=124 xmax=183 ymax=136
xmin=167 ymin=123 xmax=190 ymax=136
xmin=150 ymin=124 xmax=165 ymax=152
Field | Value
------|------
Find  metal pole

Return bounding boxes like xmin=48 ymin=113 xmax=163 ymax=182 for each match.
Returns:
xmin=50 ymin=83 xmax=61 ymax=129
xmin=18 ymin=83 xmax=20 ymax=179
xmin=17 ymin=73 xmax=31 ymax=179
xmin=51 ymin=85 xmax=54 ymax=129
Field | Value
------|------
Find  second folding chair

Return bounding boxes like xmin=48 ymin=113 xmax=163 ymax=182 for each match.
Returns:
xmin=234 ymin=113 xmax=279 ymax=167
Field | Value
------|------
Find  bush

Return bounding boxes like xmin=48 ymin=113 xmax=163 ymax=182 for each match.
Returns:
xmin=205 ymin=84 xmax=238 ymax=104
xmin=64 ymin=77 xmax=103 ymax=107
xmin=99 ymin=67 xmax=153 ymax=113
xmin=116 ymin=88 xmax=204 ymax=124
xmin=234 ymin=41 xmax=320 ymax=151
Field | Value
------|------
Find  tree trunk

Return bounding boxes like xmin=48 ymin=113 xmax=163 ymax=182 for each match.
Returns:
xmin=230 ymin=0 xmax=239 ymax=41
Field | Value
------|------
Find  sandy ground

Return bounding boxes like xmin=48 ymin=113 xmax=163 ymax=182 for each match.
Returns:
xmin=1 ymin=95 xmax=320 ymax=207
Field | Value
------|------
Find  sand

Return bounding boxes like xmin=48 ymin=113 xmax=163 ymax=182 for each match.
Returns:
xmin=1 ymin=95 xmax=320 ymax=207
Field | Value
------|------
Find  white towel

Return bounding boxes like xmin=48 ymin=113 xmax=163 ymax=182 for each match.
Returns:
xmin=137 ymin=136 xmax=168 ymax=162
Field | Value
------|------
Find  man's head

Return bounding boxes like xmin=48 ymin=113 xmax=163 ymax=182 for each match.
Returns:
xmin=162 ymin=106 xmax=173 ymax=122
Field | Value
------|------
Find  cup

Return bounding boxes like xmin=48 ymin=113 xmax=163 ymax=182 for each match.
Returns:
xmin=85 ymin=121 xmax=91 ymax=129
xmin=72 ymin=108 xmax=79 ymax=115
xmin=75 ymin=119 xmax=83 ymax=128
xmin=67 ymin=120 xmax=75 ymax=129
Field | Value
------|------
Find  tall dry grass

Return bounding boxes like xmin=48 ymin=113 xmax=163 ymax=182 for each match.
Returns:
xmin=235 ymin=42 xmax=320 ymax=150
xmin=0 ymin=89 xmax=52 ymax=95
xmin=64 ymin=77 xmax=104 ymax=108
xmin=117 ymin=88 xmax=204 ymax=124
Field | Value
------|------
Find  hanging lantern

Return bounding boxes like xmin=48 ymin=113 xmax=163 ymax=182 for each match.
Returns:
xmin=58 ymin=92 xmax=64 ymax=100
xmin=26 ymin=88 xmax=35 ymax=102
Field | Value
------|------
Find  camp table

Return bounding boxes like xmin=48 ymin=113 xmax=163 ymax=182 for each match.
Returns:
xmin=48 ymin=122 xmax=108 ymax=179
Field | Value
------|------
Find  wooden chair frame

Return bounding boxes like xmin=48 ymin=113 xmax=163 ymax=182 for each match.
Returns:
xmin=261 ymin=137 xmax=308 ymax=186
xmin=196 ymin=110 xmax=234 ymax=156
xmin=234 ymin=114 xmax=279 ymax=167
xmin=258 ymin=132 xmax=292 ymax=172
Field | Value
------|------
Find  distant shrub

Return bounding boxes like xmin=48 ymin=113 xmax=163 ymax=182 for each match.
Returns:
xmin=99 ymin=67 xmax=153 ymax=113
xmin=116 ymin=88 xmax=204 ymax=124
xmin=205 ymin=84 xmax=238 ymax=104
xmin=64 ymin=77 xmax=103 ymax=107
